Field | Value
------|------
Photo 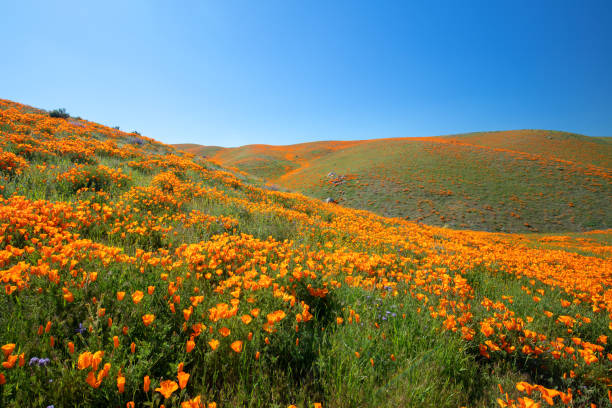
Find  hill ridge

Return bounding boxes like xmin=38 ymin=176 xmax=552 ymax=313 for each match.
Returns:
xmin=175 ymin=130 xmax=611 ymax=233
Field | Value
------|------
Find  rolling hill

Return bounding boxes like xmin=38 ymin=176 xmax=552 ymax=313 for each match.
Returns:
xmin=176 ymin=130 xmax=612 ymax=233
xmin=1 ymin=98 xmax=611 ymax=407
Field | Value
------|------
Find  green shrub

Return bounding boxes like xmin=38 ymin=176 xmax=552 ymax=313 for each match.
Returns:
xmin=49 ymin=108 xmax=70 ymax=119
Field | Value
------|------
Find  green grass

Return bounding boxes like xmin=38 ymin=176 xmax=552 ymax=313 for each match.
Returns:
xmin=180 ymin=130 xmax=612 ymax=233
xmin=1 ymin=99 xmax=611 ymax=407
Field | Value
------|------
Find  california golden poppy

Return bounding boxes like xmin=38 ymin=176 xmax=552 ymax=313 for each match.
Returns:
xmin=177 ymin=371 xmax=190 ymax=389
xmin=132 ymin=291 xmax=144 ymax=304
xmin=142 ymin=314 xmax=155 ymax=327
xmin=2 ymin=355 xmax=17 ymax=369
xmin=77 ymin=352 xmax=92 ymax=370
xmin=181 ymin=396 xmax=202 ymax=408
xmin=155 ymin=379 xmax=178 ymax=399
xmin=230 ymin=340 xmax=243 ymax=353
xmin=1 ymin=344 xmax=15 ymax=359
xmin=92 ymin=351 xmax=104 ymax=371
xmin=208 ymin=339 xmax=219 ymax=350
xmin=117 ymin=373 xmax=125 ymax=393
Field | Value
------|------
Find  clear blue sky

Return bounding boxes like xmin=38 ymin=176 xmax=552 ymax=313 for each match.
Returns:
xmin=2 ymin=1 xmax=611 ymax=147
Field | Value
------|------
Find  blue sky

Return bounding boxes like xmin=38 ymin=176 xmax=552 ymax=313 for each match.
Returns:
xmin=2 ymin=1 xmax=611 ymax=147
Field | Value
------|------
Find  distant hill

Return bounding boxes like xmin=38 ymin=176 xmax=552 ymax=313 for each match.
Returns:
xmin=176 ymin=130 xmax=612 ymax=232
xmin=173 ymin=143 xmax=225 ymax=158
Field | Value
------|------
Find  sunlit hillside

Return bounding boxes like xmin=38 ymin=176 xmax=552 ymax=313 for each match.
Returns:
xmin=178 ymin=130 xmax=612 ymax=233
xmin=1 ymin=99 xmax=611 ymax=407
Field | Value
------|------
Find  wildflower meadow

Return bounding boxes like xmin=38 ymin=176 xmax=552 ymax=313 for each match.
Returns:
xmin=0 ymin=98 xmax=611 ymax=407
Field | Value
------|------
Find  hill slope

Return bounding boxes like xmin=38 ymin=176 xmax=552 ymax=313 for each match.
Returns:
xmin=1 ymin=99 xmax=611 ymax=407
xmin=179 ymin=130 xmax=612 ymax=233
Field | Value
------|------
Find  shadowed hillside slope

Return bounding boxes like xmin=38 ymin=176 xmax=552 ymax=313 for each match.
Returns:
xmin=179 ymin=130 xmax=612 ymax=233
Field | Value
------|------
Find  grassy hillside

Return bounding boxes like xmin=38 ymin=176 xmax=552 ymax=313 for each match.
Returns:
xmin=182 ymin=130 xmax=612 ymax=233
xmin=1 ymin=98 xmax=611 ymax=407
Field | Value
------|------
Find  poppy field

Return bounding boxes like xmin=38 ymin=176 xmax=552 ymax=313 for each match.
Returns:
xmin=1 ymin=98 xmax=611 ymax=407
xmin=186 ymin=130 xmax=612 ymax=234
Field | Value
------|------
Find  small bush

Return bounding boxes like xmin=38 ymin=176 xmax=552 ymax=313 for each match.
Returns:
xmin=49 ymin=108 xmax=70 ymax=119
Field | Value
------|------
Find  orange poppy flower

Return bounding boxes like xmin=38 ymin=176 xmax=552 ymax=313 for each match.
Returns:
xmin=92 ymin=351 xmax=104 ymax=371
xmin=147 ymin=286 xmax=155 ymax=295
xmin=77 ymin=351 xmax=93 ymax=370
xmin=2 ymin=355 xmax=17 ymax=369
xmin=132 ymin=291 xmax=144 ymax=304
xmin=143 ymin=375 xmax=150 ymax=392
xmin=117 ymin=374 xmax=125 ymax=393
xmin=86 ymin=371 xmax=102 ymax=388
xmin=181 ymin=396 xmax=202 ymax=408
xmin=219 ymin=327 xmax=230 ymax=337
xmin=177 ymin=371 xmax=190 ymax=389
xmin=480 ymin=324 xmax=494 ymax=338
xmin=156 ymin=379 xmax=179 ymax=399
xmin=230 ymin=340 xmax=243 ymax=353
xmin=186 ymin=340 xmax=195 ymax=353
xmin=208 ymin=339 xmax=219 ymax=350
xmin=241 ymin=315 xmax=252 ymax=325
xmin=0 ymin=373 xmax=5 ymax=385
xmin=1 ymin=344 xmax=15 ymax=359
xmin=63 ymin=289 xmax=74 ymax=303
xmin=117 ymin=291 xmax=126 ymax=301
xmin=142 ymin=314 xmax=155 ymax=327
xmin=68 ymin=342 xmax=75 ymax=354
